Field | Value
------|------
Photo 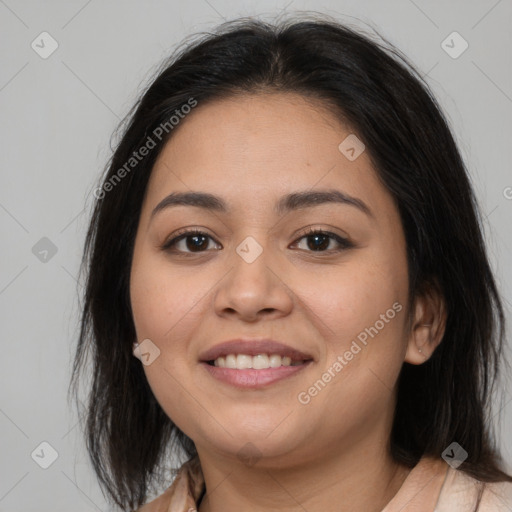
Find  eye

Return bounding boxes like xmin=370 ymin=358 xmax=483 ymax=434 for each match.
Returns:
xmin=161 ymin=229 xmax=221 ymax=253
xmin=161 ymin=227 xmax=354 ymax=255
xmin=291 ymin=228 xmax=354 ymax=252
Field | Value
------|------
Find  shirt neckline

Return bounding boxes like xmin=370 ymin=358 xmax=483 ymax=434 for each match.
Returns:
xmin=159 ymin=454 xmax=449 ymax=512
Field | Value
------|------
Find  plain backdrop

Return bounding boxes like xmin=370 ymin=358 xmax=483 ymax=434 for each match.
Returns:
xmin=0 ymin=0 xmax=511 ymax=510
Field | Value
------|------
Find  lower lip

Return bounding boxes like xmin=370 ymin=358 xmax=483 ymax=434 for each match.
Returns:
xmin=201 ymin=362 xmax=311 ymax=388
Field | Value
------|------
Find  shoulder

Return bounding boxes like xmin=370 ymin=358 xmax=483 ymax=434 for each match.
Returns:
xmin=135 ymin=484 xmax=176 ymax=512
xmin=436 ymin=464 xmax=512 ymax=511
xmin=134 ymin=456 xmax=204 ymax=512
xmin=479 ymin=478 xmax=512 ymax=511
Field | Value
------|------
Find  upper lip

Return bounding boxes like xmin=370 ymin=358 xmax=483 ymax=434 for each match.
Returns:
xmin=199 ymin=338 xmax=314 ymax=362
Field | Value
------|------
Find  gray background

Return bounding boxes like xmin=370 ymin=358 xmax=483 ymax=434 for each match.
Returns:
xmin=0 ymin=0 xmax=511 ymax=510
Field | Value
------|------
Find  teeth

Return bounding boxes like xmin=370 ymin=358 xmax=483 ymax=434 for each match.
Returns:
xmin=213 ymin=353 xmax=304 ymax=369
xmin=252 ymin=354 xmax=269 ymax=369
xmin=269 ymin=354 xmax=281 ymax=368
xmin=236 ymin=354 xmax=252 ymax=369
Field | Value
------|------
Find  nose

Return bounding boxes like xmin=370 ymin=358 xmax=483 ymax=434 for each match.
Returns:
xmin=212 ymin=240 xmax=293 ymax=322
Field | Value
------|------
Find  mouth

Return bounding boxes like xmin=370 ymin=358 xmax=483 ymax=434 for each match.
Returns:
xmin=199 ymin=338 xmax=314 ymax=388
xmin=199 ymin=338 xmax=313 ymax=365
xmin=206 ymin=353 xmax=309 ymax=369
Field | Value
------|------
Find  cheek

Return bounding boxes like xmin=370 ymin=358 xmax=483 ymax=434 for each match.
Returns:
xmin=130 ymin=256 xmax=207 ymax=433
xmin=130 ymin=251 xmax=203 ymax=344
xmin=299 ymin=245 xmax=409 ymax=402
xmin=299 ymin=276 xmax=407 ymax=438
xmin=301 ymin=254 xmax=407 ymax=347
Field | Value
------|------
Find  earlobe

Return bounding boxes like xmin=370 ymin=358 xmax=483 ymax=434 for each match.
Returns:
xmin=405 ymin=283 xmax=446 ymax=365
xmin=405 ymin=323 xmax=433 ymax=364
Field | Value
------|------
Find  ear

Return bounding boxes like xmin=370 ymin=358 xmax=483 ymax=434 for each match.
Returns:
xmin=405 ymin=281 xmax=447 ymax=365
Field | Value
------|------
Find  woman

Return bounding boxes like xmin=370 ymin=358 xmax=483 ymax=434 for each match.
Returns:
xmin=70 ymin=15 xmax=512 ymax=511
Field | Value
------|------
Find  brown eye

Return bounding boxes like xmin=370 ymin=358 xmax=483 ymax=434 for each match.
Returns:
xmin=182 ymin=234 xmax=210 ymax=252
xmin=303 ymin=232 xmax=331 ymax=251
xmin=162 ymin=230 xmax=221 ymax=253
xmin=292 ymin=229 xmax=354 ymax=252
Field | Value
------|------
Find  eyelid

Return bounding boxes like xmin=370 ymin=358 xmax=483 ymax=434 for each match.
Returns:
xmin=161 ymin=227 xmax=221 ymax=251
xmin=293 ymin=225 xmax=352 ymax=242
xmin=290 ymin=226 xmax=354 ymax=251
xmin=161 ymin=225 xmax=354 ymax=254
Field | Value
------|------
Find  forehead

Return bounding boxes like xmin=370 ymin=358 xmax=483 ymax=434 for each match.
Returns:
xmin=144 ymin=92 xmax=393 ymax=219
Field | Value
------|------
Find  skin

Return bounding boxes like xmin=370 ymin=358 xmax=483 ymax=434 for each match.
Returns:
xmin=129 ymin=92 xmax=446 ymax=512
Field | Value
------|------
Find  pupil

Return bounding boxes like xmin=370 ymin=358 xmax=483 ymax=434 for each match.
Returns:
xmin=308 ymin=234 xmax=329 ymax=251
xmin=187 ymin=235 xmax=208 ymax=251
xmin=183 ymin=234 xmax=330 ymax=252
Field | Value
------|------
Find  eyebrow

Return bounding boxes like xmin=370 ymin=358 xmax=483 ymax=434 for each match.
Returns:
xmin=150 ymin=189 xmax=373 ymax=220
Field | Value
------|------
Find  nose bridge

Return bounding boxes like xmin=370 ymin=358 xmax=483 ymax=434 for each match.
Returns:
xmin=212 ymin=233 xmax=292 ymax=318
xmin=235 ymin=234 xmax=266 ymax=266
xmin=229 ymin=233 xmax=272 ymax=290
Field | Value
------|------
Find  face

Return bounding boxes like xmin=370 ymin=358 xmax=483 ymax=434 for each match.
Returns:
xmin=129 ymin=92 xmax=414 ymax=467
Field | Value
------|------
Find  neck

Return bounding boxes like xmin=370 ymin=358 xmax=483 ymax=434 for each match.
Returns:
xmin=196 ymin=437 xmax=411 ymax=512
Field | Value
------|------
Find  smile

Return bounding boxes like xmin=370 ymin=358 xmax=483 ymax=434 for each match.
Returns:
xmin=209 ymin=353 xmax=307 ymax=369
xmin=202 ymin=357 xmax=312 ymax=388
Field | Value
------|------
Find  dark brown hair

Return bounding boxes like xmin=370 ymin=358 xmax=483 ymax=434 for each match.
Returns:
xmin=70 ymin=14 xmax=512 ymax=510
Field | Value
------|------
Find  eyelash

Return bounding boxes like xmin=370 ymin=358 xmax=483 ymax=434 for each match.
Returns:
xmin=161 ymin=227 xmax=354 ymax=255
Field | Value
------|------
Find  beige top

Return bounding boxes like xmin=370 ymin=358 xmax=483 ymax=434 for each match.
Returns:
xmin=136 ymin=455 xmax=512 ymax=512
